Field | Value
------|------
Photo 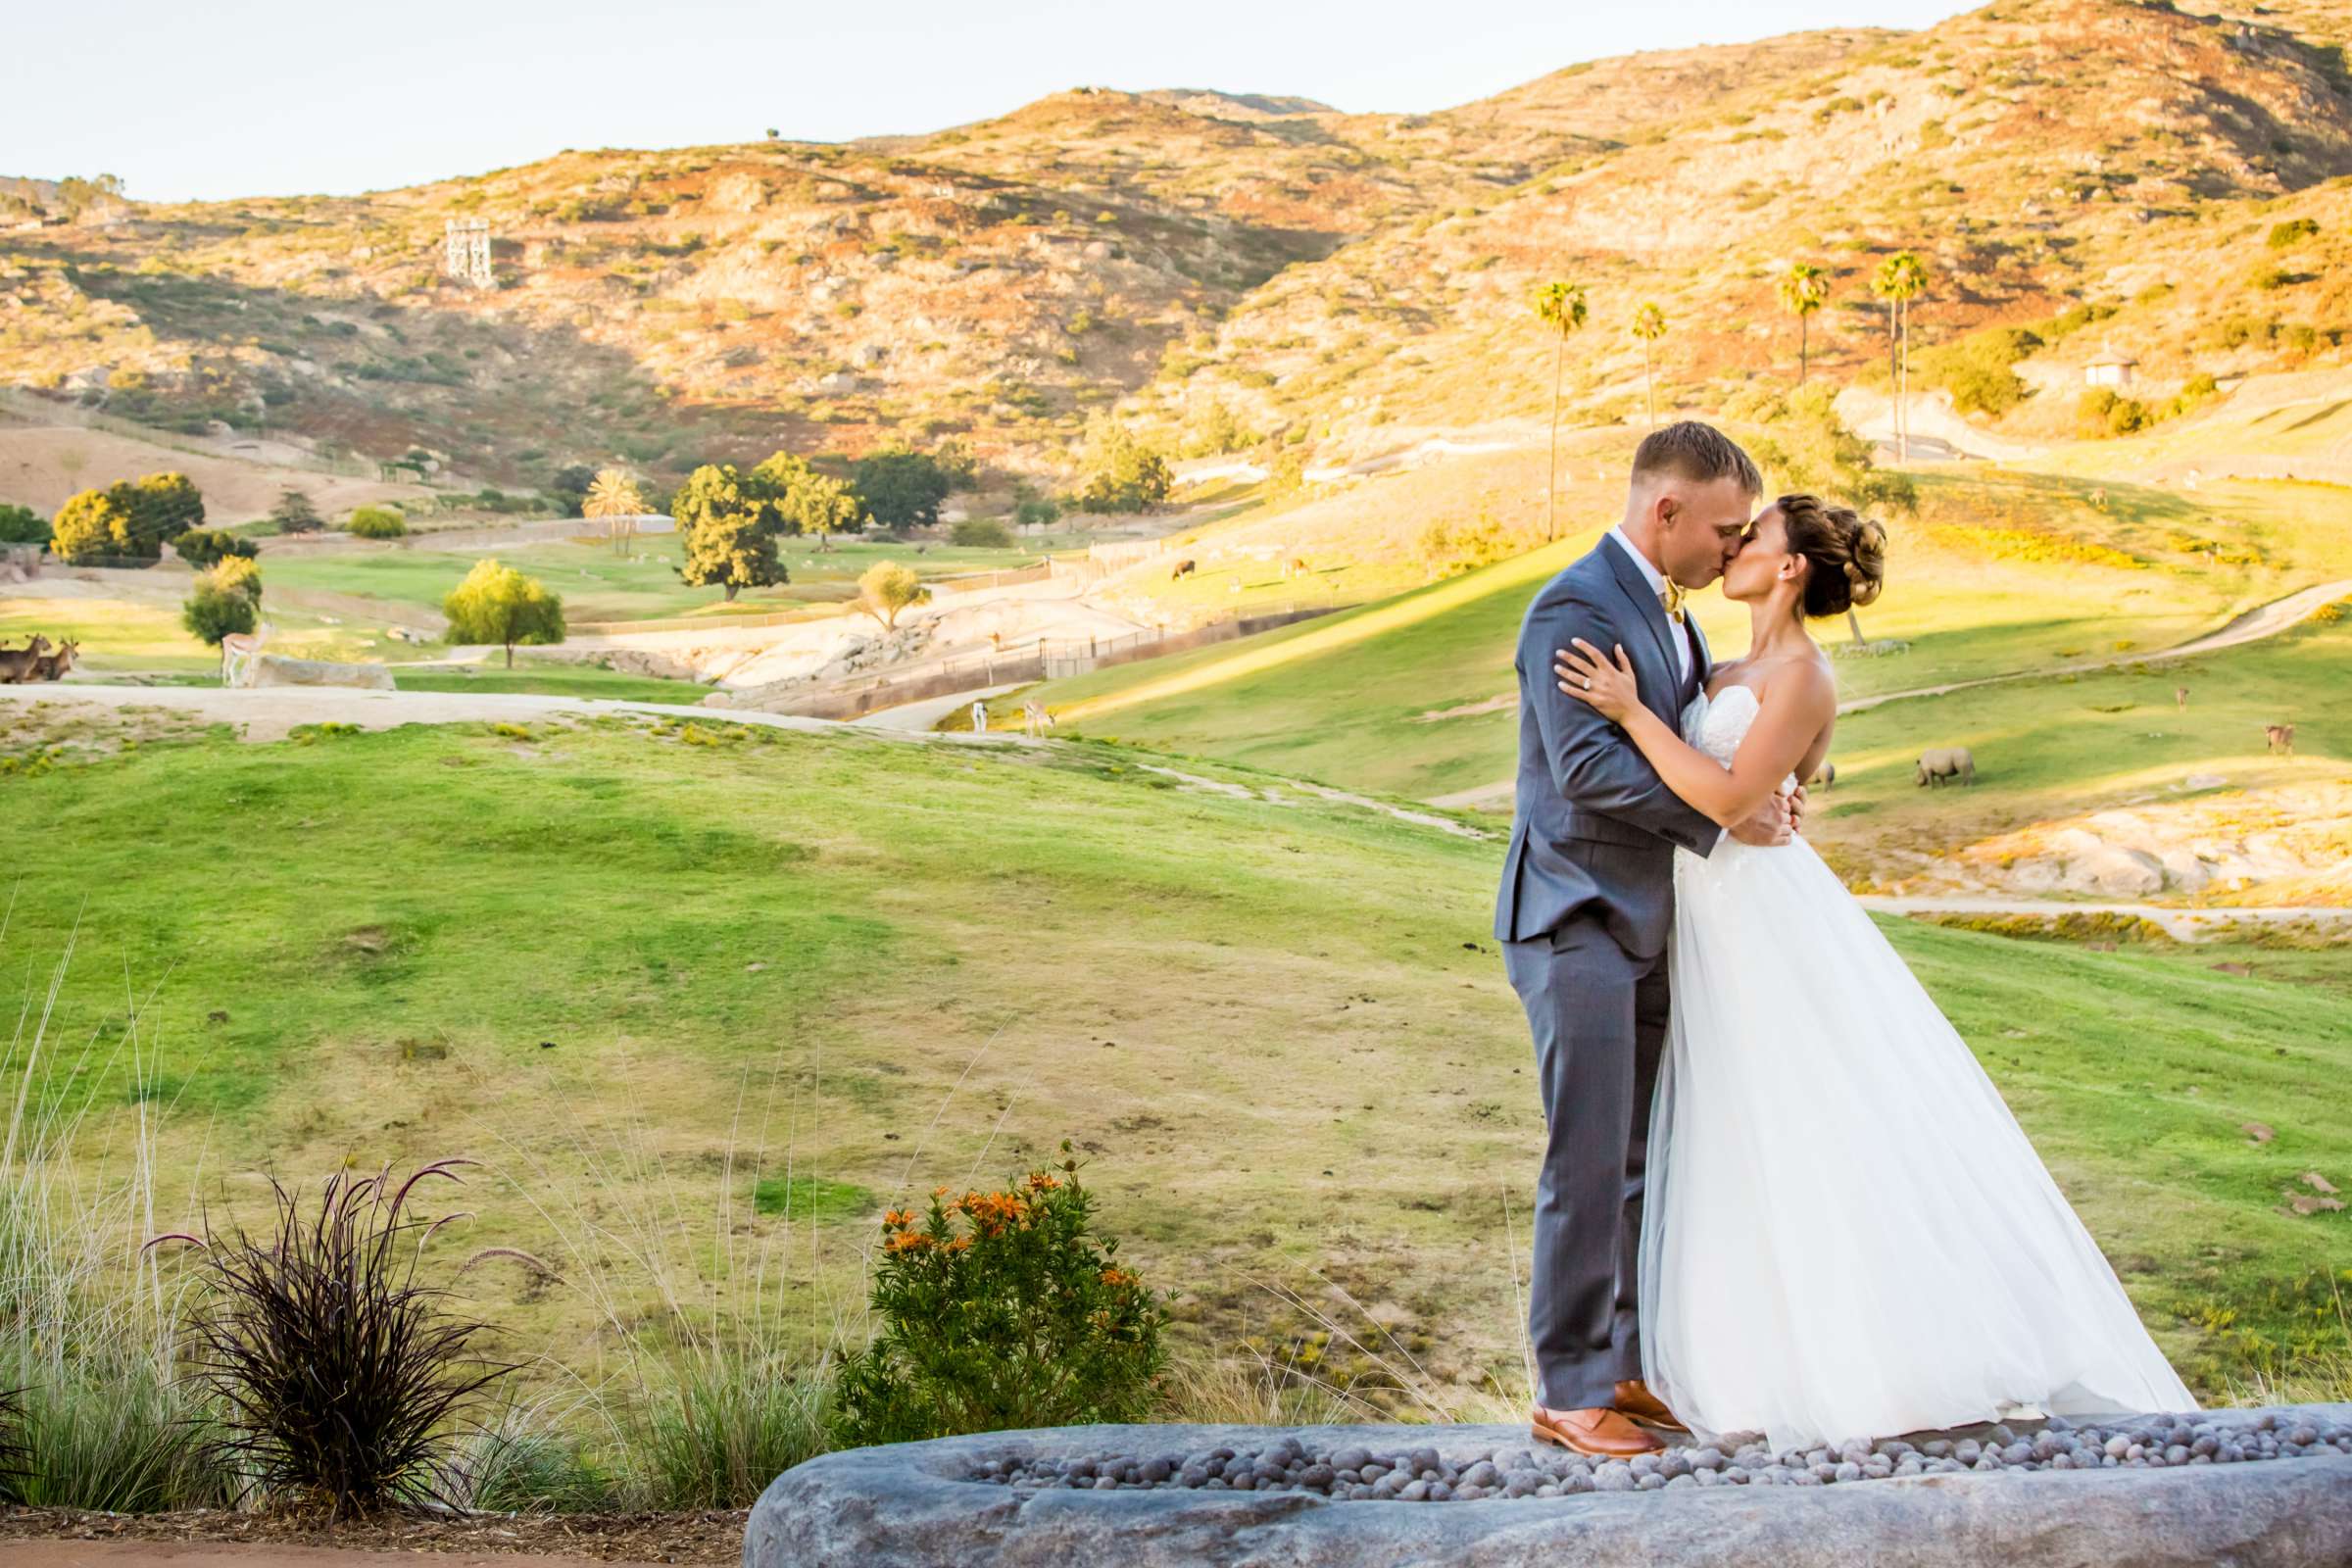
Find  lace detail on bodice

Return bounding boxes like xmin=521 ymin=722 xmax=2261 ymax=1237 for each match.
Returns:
xmin=1681 ymin=685 xmax=1794 ymax=791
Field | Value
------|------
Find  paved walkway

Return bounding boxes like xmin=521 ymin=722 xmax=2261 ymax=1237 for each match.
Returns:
xmin=850 ymin=683 xmax=1023 ymax=733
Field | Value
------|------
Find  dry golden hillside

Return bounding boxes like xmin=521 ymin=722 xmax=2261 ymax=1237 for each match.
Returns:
xmin=1153 ymin=0 xmax=2352 ymax=457
xmin=2 ymin=0 xmax=2348 ymax=495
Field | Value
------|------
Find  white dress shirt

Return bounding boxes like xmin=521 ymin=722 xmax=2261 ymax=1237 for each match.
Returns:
xmin=1604 ymin=526 xmax=1692 ymax=682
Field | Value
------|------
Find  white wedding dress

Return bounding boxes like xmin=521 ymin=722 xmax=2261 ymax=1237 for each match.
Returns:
xmin=1637 ymin=683 xmax=2197 ymax=1452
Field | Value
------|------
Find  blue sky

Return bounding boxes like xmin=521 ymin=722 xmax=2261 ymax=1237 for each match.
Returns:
xmin=5 ymin=1 xmax=1976 ymax=202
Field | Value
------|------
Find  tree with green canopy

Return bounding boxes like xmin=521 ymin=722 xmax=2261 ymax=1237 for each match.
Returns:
xmin=671 ymin=465 xmax=787 ymax=601
xmin=443 ymin=559 xmax=565 ymax=667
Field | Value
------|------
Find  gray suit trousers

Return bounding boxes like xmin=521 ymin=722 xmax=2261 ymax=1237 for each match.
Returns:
xmin=1502 ymin=913 xmax=1670 ymax=1411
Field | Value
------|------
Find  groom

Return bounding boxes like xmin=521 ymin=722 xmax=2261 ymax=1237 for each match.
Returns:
xmin=1494 ymin=420 xmax=1798 ymax=1457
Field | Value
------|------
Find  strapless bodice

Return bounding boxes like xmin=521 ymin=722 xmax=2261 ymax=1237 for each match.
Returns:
xmin=1681 ymin=684 xmax=1792 ymax=789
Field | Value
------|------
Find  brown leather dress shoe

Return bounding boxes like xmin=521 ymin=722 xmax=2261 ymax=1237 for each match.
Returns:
xmin=1531 ymin=1403 xmax=1666 ymax=1457
xmin=1614 ymin=1378 xmax=1690 ymax=1432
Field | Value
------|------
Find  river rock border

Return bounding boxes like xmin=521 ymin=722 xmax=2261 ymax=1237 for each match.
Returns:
xmin=747 ymin=1403 xmax=2352 ymax=1567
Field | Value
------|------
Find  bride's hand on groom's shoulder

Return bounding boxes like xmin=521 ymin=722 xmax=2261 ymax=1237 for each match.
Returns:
xmin=1553 ymin=639 xmax=1638 ymax=722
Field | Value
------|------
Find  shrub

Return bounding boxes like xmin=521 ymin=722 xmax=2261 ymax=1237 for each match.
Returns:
xmin=849 ymin=446 xmax=959 ymax=529
xmin=1416 ymin=514 xmax=1520 ymax=578
xmin=2076 ymin=386 xmax=2153 ymax=437
xmin=1073 ymin=417 xmax=1173 ymax=514
xmin=182 ymin=569 xmax=259 ymax=646
xmin=2251 ymin=264 xmax=2296 ymax=291
xmin=829 ymin=1155 xmax=1164 ymax=1446
xmin=750 ymin=451 xmax=864 ymax=538
xmin=0 ymin=503 xmax=46 ymax=546
xmin=48 ymin=487 xmax=137 ymax=564
xmin=545 ymin=463 xmax=596 ymax=515
xmin=854 ymin=561 xmax=928 ymax=629
xmin=347 ymin=505 xmax=408 ymax=538
xmin=172 ymin=1161 xmax=513 ymax=1518
xmin=2267 ymin=217 xmax=2320 ymax=249
xmin=443 ymin=558 xmax=564 ymax=665
xmin=212 ymin=554 xmax=263 ymax=606
xmin=269 ymin=489 xmax=324 ymax=533
xmin=949 ymin=517 xmax=1012 ymax=548
xmin=172 ymin=528 xmax=257 ymax=567
xmin=1909 ymin=324 xmax=2040 ymax=416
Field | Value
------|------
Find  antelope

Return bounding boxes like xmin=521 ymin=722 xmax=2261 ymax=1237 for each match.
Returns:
xmin=2175 ymin=685 xmax=2188 ymax=712
xmin=2265 ymin=723 xmax=2295 ymax=755
xmin=28 ymin=639 xmax=77 ymax=681
xmin=1170 ymin=558 xmax=1197 ymax=580
xmin=1022 ymin=700 xmax=1054 ymax=738
xmin=0 ymin=635 xmax=50 ymax=684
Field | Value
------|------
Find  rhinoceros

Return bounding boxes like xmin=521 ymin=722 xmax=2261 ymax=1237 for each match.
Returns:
xmin=1916 ymin=747 xmax=1976 ymax=787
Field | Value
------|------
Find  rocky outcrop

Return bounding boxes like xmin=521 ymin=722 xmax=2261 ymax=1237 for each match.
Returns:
xmin=747 ymin=1407 xmax=2352 ymax=1567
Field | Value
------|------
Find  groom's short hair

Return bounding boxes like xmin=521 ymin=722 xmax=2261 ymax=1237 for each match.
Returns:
xmin=1632 ymin=420 xmax=1761 ymax=494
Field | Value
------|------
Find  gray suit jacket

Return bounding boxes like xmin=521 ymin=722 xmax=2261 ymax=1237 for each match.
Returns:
xmin=1493 ymin=538 xmax=1719 ymax=958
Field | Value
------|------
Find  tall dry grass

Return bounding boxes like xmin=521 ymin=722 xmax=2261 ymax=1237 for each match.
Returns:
xmin=0 ymin=921 xmax=233 ymax=1509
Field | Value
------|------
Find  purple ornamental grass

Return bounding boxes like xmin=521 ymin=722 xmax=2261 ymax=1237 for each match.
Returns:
xmin=156 ymin=1158 xmax=514 ymax=1518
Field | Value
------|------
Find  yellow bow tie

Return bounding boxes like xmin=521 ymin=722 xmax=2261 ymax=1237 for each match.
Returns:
xmin=1659 ymin=580 xmax=1687 ymax=622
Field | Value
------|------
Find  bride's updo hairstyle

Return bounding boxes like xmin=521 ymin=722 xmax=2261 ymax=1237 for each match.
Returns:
xmin=1777 ymin=492 xmax=1886 ymax=618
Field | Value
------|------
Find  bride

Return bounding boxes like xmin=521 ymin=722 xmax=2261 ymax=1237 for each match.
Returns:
xmin=1552 ymin=493 xmax=2196 ymax=1452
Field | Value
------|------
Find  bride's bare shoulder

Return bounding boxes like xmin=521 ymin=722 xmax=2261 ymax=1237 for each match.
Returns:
xmin=1758 ymin=653 xmax=1837 ymax=718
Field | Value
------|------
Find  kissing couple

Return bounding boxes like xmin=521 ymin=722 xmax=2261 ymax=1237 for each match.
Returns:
xmin=1494 ymin=420 xmax=2195 ymax=1456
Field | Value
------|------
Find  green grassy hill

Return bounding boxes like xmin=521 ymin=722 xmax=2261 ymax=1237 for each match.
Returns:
xmin=1014 ymin=464 xmax=2349 ymax=805
xmin=2 ymin=703 xmax=2342 ymax=1401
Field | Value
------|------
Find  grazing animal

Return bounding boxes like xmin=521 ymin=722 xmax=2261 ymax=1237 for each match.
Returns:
xmin=2176 ymin=685 xmax=2189 ymax=712
xmin=1022 ymin=699 xmax=1054 ymax=738
xmin=28 ymin=639 xmax=78 ymax=682
xmin=2266 ymin=723 xmax=2296 ymax=755
xmin=1170 ymin=558 xmax=1197 ymax=580
xmin=1915 ymin=747 xmax=1977 ymax=787
xmin=0 ymin=635 xmax=51 ymax=684
xmin=2087 ymin=488 xmax=2108 ymax=511
xmin=1807 ymin=760 xmax=1837 ymax=790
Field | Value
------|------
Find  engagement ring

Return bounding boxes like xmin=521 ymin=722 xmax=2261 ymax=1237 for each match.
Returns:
xmin=1582 ymin=677 xmax=1592 ymax=689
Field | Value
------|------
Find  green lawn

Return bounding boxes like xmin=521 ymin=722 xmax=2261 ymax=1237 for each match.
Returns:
xmin=0 ymin=595 xmax=415 ymax=675
xmin=1 ymin=707 xmax=2342 ymax=1402
xmin=1013 ymin=468 xmax=2347 ymax=806
xmin=261 ymin=534 xmax=1064 ymax=623
xmin=1809 ymin=613 xmax=2352 ymax=881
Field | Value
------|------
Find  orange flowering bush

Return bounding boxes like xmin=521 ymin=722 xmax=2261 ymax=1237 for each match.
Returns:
xmin=829 ymin=1148 xmax=1163 ymax=1446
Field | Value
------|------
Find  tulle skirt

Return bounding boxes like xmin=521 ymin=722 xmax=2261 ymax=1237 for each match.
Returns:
xmin=1638 ymin=833 xmax=2198 ymax=1452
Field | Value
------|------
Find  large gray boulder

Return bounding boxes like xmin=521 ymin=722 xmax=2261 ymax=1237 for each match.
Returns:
xmin=747 ymin=1406 xmax=2352 ymax=1567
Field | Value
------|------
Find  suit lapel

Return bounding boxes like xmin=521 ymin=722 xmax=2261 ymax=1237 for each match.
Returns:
xmin=1600 ymin=541 xmax=1682 ymax=717
xmin=1689 ymin=616 xmax=1712 ymax=694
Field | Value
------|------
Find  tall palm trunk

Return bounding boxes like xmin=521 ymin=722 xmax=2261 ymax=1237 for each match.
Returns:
xmin=1546 ymin=330 xmax=1565 ymax=543
xmin=1643 ymin=341 xmax=1656 ymax=426
xmin=1798 ymin=315 xmax=1809 ymax=388
xmin=1845 ymin=608 xmax=1866 ymax=649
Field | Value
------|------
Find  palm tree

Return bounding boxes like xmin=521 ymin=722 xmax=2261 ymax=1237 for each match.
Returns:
xmin=1873 ymin=252 xmax=1929 ymax=461
xmin=1776 ymin=263 xmax=1829 ymax=387
xmin=1532 ymin=280 xmax=1588 ymax=543
xmin=1631 ymin=302 xmax=1667 ymax=427
xmin=583 ymin=466 xmax=647 ymax=557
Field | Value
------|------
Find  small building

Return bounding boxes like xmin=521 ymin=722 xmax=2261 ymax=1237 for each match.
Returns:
xmin=2083 ymin=351 xmax=2137 ymax=389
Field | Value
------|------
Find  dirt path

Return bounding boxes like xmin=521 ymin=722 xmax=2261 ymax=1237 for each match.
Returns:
xmin=1428 ymin=577 xmax=2352 ymax=811
xmin=1855 ymin=896 xmax=2350 ymax=942
xmin=5 ymin=682 xmax=1485 ymax=842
